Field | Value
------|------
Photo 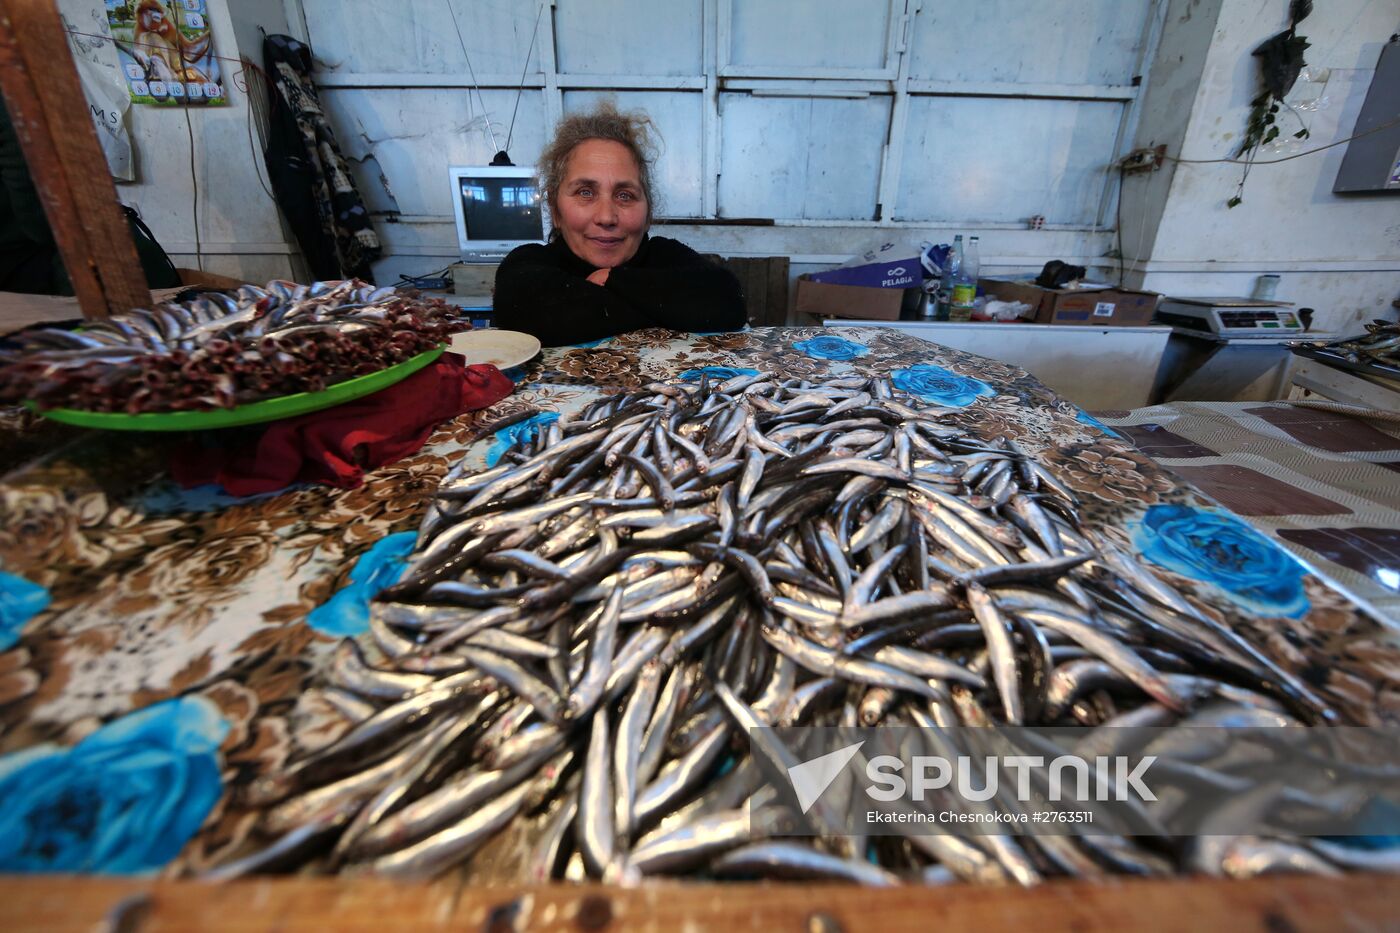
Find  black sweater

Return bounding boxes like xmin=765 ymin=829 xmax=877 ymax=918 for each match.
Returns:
xmin=492 ymin=235 xmax=747 ymax=347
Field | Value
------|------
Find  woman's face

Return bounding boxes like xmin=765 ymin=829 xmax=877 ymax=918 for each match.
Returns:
xmin=553 ymin=139 xmax=648 ymax=269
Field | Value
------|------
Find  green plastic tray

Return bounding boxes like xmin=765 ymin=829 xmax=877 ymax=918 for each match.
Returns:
xmin=28 ymin=347 xmax=445 ymax=432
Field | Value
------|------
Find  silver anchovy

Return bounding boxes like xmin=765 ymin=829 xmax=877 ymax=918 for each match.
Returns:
xmin=210 ymin=371 xmax=1357 ymax=888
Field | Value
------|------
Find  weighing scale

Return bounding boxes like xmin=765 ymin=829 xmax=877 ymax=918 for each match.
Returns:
xmin=1155 ymin=297 xmax=1304 ymax=337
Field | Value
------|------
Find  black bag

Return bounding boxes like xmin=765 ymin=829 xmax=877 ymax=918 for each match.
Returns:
xmin=121 ymin=205 xmax=182 ymax=289
xmin=1035 ymin=260 xmax=1087 ymax=290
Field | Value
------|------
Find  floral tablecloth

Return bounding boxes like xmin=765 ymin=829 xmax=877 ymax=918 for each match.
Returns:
xmin=1095 ymin=401 xmax=1400 ymax=625
xmin=0 ymin=326 xmax=1395 ymax=875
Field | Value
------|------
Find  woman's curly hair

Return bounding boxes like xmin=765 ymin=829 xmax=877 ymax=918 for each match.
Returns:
xmin=538 ymin=101 xmax=661 ymax=227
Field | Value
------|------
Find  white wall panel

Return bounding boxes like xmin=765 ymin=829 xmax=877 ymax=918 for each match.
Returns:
xmin=718 ymin=94 xmax=890 ymax=220
xmin=320 ymin=88 xmax=549 ymax=216
xmin=726 ymin=0 xmax=892 ymax=72
xmin=556 ymin=0 xmax=702 ymax=75
xmin=303 ymin=0 xmax=542 ymax=74
xmin=910 ymin=0 xmax=1152 ymax=86
xmin=283 ymin=0 xmax=1164 ymax=274
xmin=895 ymin=97 xmax=1123 ymax=225
xmin=563 ymin=91 xmax=704 ymax=218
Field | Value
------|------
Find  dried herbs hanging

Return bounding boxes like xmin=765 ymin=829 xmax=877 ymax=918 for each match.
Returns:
xmin=1229 ymin=0 xmax=1313 ymax=207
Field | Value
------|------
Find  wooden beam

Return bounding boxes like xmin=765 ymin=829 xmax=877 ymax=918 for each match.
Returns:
xmin=0 ymin=0 xmax=150 ymax=319
xmin=0 ymin=872 xmax=1396 ymax=931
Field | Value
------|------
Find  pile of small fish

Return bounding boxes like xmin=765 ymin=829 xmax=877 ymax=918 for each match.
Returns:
xmin=215 ymin=373 xmax=1382 ymax=886
xmin=0 ymin=279 xmax=460 ymax=413
xmin=1295 ymin=319 xmax=1400 ymax=374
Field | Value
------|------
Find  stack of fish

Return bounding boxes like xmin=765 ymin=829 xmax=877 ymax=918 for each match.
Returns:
xmin=218 ymin=372 xmax=1378 ymax=885
xmin=1295 ymin=319 xmax=1400 ymax=374
xmin=0 ymin=279 xmax=459 ymax=413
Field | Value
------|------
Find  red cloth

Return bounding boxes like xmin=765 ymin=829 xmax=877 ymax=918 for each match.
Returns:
xmin=170 ymin=354 xmax=512 ymax=496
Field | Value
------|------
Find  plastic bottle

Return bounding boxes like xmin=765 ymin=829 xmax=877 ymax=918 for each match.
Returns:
xmin=963 ymin=236 xmax=981 ymax=289
xmin=963 ymin=236 xmax=984 ymax=319
xmin=949 ymin=236 xmax=975 ymax=321
xmin=938 ymin=235 xmax=962 ymax=321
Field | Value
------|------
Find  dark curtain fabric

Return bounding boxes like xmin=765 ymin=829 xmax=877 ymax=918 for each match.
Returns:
xmin=262 ymin=35 xmax=380 ymax=283
xmin=0 ymin=100 xmax=178 ymax=294
xmin=0 ymin=98 xmax=70 ymax=295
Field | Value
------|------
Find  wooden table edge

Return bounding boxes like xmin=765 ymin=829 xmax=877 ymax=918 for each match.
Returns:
xmin=0 ymin=871 xmax=1394 ymax=931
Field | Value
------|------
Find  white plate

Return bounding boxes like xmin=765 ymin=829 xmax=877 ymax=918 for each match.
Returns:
xmin=448 ymin=329 xmax=541 ymax=370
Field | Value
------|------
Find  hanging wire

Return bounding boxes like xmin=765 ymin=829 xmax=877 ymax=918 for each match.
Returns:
xmin=1164 ymin=113 xmax=1400 ymax=165
xmin=1115 ymin=166 xmax=1125 ymax=288
xmin=504 ymin=0 xmax=547 ymax=156
xmin=1109 ymin=111 xmax=1400 ymax=281
xmin=183 ymin=105 xmax=202 ymax=270
xmin=65 ymin=27 xmax=272 ymax=77
xmin=442 ymin=0 xmax=501 ymax=154
xmin=238 ymin=55 xmax=277 ymax=203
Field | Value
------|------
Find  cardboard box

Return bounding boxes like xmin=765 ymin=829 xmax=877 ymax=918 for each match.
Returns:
xmin=794 ymin=276 xmax=914 ymax=322
xmin=980 ymin=278 xmax=1159 ymax=326
xmin=806 ymin=253 xmax=921 ymax=289
xmin=450 ymin=262 xmax=498 ymax=297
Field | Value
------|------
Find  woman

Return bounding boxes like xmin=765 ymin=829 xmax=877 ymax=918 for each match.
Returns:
xmin=493 ymin=104 xmax=746 ymax=347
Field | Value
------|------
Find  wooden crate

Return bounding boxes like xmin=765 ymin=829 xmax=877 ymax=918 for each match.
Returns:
xmin=705 ymin=255 xmax=791 ymax=328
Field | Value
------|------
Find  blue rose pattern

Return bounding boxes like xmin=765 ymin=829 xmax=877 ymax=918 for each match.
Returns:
xmin=792 ymin=335 xmax=869 ymax=361
xmin=1131 ymin=504 xmax=1310 ymax=618
xmin=679 ymin=366 xmax=760 ymax=382
xmin=306 ymin=531 xmax=418 ymax=637
xmin=485 ymin=411 xmax=560 ymax=468
xmin=0 ymin=697 xmax=228 ymax=874
xmin=1075 ymin=409 xmax=1123 ymax=439
xmin=0 ymin=570 xmax=50 ymax=652
xmin=890 ymin=364 xmax=994 ymax=408
xmin=137 ymin=482 xmax=281 ymax=515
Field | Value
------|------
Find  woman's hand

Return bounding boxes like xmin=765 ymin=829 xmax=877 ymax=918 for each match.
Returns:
xmin=586 ymin=268 xmax=611 ymax=286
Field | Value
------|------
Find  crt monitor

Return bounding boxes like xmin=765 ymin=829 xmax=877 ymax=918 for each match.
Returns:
xmin=448 ymin=165 xmax=549 ymax=261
